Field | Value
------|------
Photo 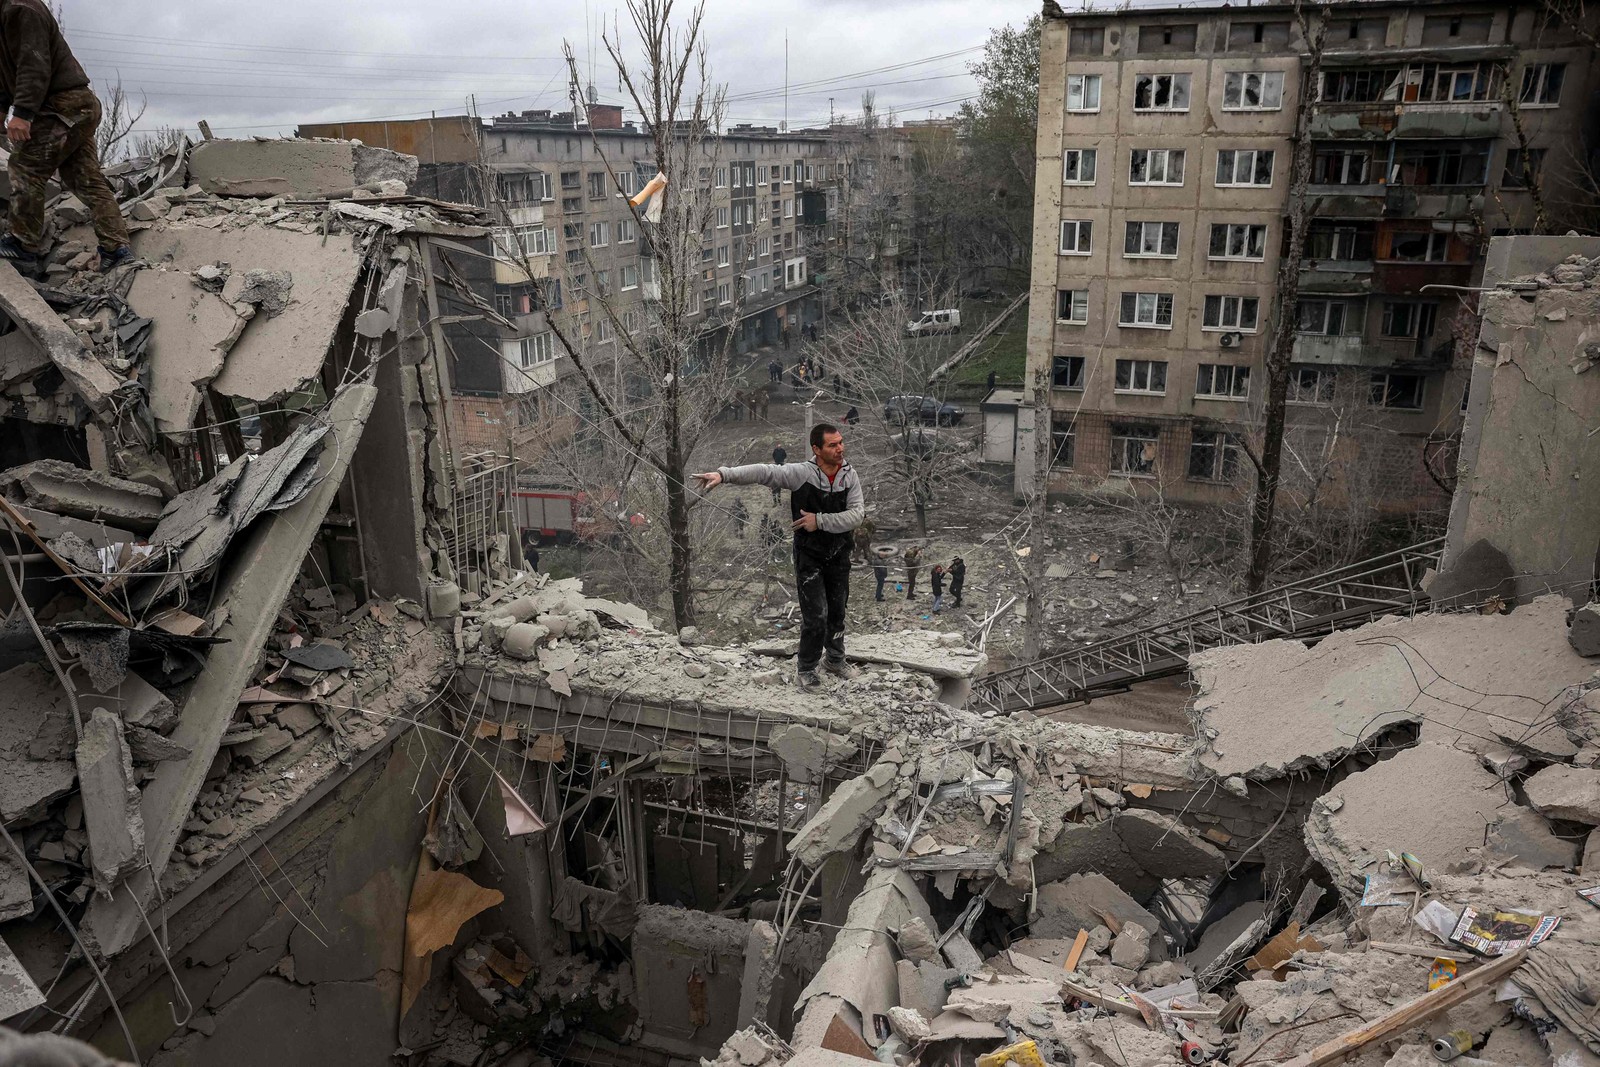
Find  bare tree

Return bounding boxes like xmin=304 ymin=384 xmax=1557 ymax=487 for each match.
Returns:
xmin=1244 ymin=1 xmax=1330 ymax=593
xmin=95 ymin=79 xmax=147 ymax=167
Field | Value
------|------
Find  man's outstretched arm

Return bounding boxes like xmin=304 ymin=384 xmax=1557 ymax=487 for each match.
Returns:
xmin=692 ymin=463 xmax=812 ymax=491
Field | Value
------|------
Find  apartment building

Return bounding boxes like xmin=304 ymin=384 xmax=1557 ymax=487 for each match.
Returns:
xmin=302 ymin=110 xmax=867 ymax=463
xmin=1019 ymin=0 xmax=1599 ymax=508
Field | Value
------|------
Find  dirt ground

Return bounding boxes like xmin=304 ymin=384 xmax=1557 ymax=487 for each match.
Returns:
xmin=543 ymin=340 xmax=1242 ymax=676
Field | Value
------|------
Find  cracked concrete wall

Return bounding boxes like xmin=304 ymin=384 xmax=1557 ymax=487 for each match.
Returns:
xmin=1446 ymin=236 xmax=1600 ymax=605
xmin=81 ymin=733 xmax=434 ymax=1064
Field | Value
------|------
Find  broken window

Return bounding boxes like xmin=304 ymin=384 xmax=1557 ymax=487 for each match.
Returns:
xmin=494 ymin=292 xmax=514 ymax=318
xmin=1393 ymin=142 xmax=1491 ymax=186
xmin=1118 ymin=292 xmax=1174 ymax=328
xmin=1520 ymin=63 xmax=1565 ymax=105
xmin=1051 ymin=413 xmax=1076 ymax=467
xmin=1137 ymin=23 xmax=1197 ymax=52
xmin=1386 ymin=231 xmax=1450 ymax=262
xmin=1297 ymin=298 xmax=1364 ymax=335
xmin=1195 ymin=363 xmax=1251 ymax=400
xmin=1068 ymin=27 xmax=1105 ymax=54
xmin=1110 ymin=423 xmax=1161 ymax=475
xmin=1305 ymin=222 xmax=1375 ymax=261
xmin=1056 ymin=291 xmax=1089 ymax=326
xmin=1287 ymin=365 xmax=1336 ymax=404
xmin=1227 ymin=20 xmax=1290 ymax=49
xmin=1215 ymin=149 xmax=1274 ymax=187
xmin=1369 ymin=371 xmax=1426 ymax=409
xmin=1188 ymin=429 xmax=1244 ymax=481
xmin=1222 ymin=71 xmax=1285 ymax=109
xmin=1502 ymin=149 xmax=1546 ymax=190
xmin=560 ymin=170 xmax=581 ymax=190
xmin=1311 ymin=147 xmax=1372 ymax=185
xmin=1063 ymin=148 xmax=1098 ymax=184
xmin=1134 ymin=73 xmax=1191 ymax=111
xmin=1129 ymin=148 xmax=1184 ymax=185
xmin=1052 ymin=353 xmax=1086 ymax=386
xmin=1123 ymin=221 xmax=1180 ymax=257
xmin=1067 ymin=74 xmax=1103 ymax=111
xmin=1202 ymin=295 xmax=1259 ymax=331
xmin=1208 ymin=223 xmax=1267 ymax=260
xmin=1060 ymin=219 xmax=1093 ymax=255
xmin=1380 ymin=301 xmax=1437 ymax=338
xmin=562 ymin=196 xmax=582 ymax=215
xmin=1114 ymin=358 xmax=1168 ymax=393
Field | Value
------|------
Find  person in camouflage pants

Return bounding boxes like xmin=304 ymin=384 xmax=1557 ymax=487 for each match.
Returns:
xmin=0 ymin=0 xmax=131 ymax=269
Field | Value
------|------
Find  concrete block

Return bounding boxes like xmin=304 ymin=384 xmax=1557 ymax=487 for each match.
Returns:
xmin=0 ymin=458 xmax=165 ymax=533
xmin=735 ymin=920 xmax=779 ymax=1028
xmin=76 ymin=707 xmax=145 ymax=892
xmin=1113 ymin=809 xmax=1226 ymax=880
xmin=1523 ymin=765 xmax=1600 ymax=825
xmin=1571 ymin=602 xmax=1600 ymax=657
xmin=766 ymin=723 xmax=858 ymax=785
xmin=1110 ymin=923 xmax=1152 ymax=969
xmin=787 ymin=762 xmax=898 ymax=867
xmin=500 ymin=623 xmax=548 ymax=660
xmin=895 ymin=959 xmax=955 ymax=1019
xmin=1031 ymin=873 xmax=1167 ymax=960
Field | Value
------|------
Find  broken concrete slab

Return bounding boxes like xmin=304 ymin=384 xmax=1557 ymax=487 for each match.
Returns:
xmin=746 ymin=630 xmax=987 ymax=679
xmin=1031 ymin=873 xmax=1167 ymax=959
xmin=128 ymin=268 xmax=250 ymax=434
xmin=86 ymin=383 xmax=377 ymax=958
xmin=76 ymin=706 xmax=146 ymax=892
xmin=188 ymin=138 xmax=417 ymax=199
xmin=0 ymin=261 xmax=123 ymax=411
xmin=130 ymin=221 xmax=363 ymax=403
xmin=1425 ymin=538 xmax=1514 ymax=606
xmin=1523 ymin=765 xmax=1600 ymax=824
xmin=788 ymin=760 xmax=898 ymax=867
xmin=0 ymin=325 xmax=48 ymax=389
xmin=1032 ymin=818 xmax=1159 ymax=902
xmin=1484 ymin=802 xmax=1580 ymax=871
xmin=766 ymin=723 xmax=858 ymax=785
xmin=942 ymin=975 xmax=1062 ymax=1025
xmin=895 ymin=958 xmax=956 ymax=1020
xmin=1572 ymin=602 xmax=1600 ymax=657
xmin=1112 ymin=809 xmax=1226 ymax=880
xmin=0 ymin=932 xmax=44 ymax=1019
xmin=0 ymin=663 xmax=82 ymax=824
xmin=1187 ymin=900 xmax=1265 ymax=973
xmin=0 ymin=459 xmax=165 ymax=534
xmin=1193 ymin=597 xmax=1594 ymax=777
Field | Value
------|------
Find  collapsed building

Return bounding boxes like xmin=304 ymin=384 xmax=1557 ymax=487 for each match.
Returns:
xmin=0 ymin=126 xmax=1597 ymax=1067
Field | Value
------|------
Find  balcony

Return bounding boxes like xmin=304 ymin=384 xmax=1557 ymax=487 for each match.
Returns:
xmin=1309 ymin=101 xmax=1503 ymax=141
xmin=1382 ymin=188 xmax=1484 ymax=219
xmin=1293 ymin=335 xmax=1381 ymax=367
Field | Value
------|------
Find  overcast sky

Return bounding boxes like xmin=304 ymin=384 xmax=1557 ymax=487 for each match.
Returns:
xmin=58 ymin=0 xmax=1036 ymax=143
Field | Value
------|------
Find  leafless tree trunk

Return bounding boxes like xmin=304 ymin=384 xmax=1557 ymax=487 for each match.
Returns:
xmin=1246 ymin=3 xmax=1329 ymax=594
xmin=95 ymin=79 xmax=146 ymax=167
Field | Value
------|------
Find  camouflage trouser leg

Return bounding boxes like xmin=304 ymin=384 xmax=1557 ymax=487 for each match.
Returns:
xmin=8 ymin=88 xmax=129 ymax=252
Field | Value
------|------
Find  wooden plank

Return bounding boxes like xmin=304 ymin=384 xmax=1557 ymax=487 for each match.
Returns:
xmin=1064 ymin=929 xmax=1089 ymax=972
xmin=1280 ymin=950 xmax=1528 ymax=1067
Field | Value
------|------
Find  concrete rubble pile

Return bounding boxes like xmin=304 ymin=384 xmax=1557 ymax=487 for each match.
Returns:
xmin=0 ymin=134 xmax=475 ymax=1035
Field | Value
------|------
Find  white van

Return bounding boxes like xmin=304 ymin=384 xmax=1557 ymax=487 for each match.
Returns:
xmin=906 ymin=308 xmax=961 ymax=336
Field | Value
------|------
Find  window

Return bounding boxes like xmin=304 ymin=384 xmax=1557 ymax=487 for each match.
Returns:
xmin=1114 ymin=358 xmax=1168 ymax=393
xmin=564 ymin=247 xmax=584 ymax=266
xmin=1223 ymin=71 xmax=1284 ymax=110
xmin=494 ymin=293 xmax=514 ymax=318
xmin=1052 ymin=355 xmax=1086 ymax=388
xmin=1056 ymin=290 xmax=1089 ymax=324
xmin=1110 ymin=424 xmax=1160 ymax=475
xmin=519 ymin=332 xmax=554 ymax=369
xmin=1124 ymin=220 xmax=1180 ymax=258
xmin=1287 ymin=366 xmax=1335 ymax=404
xmin=1068 ymin=27 xmax=1104 ymax=54
xmin=1202 ymin=295 xmax=1259 ymax=331
xmin=1138 ymin=23 xmax=1197 ymax=53
xmin=1227 ymin=21 xmax=1289 ymax=49
xmin=1297 ymin=298 xmax=1363 ymax=335
xmin=616 ymin=218 xmax=637 ymax=244
xmin=1063 ymin=148 xmax=1098 ymax=184
xmin=562 ymin=196 xmax=582 ymax=215
xmin=1060 ymin=219 xmax=1094 ymax=255
xmin=715 ymin=207 xmax=729 ymax=229
xmin=1502 ymin=149 xmax=1546 ymax=189
xmin=593 ymin=269 xmax=610 ymax=295
xmin=1312 ymin=146 xmax=1372 ymax=185
xmin=1134 ymin=73 xmax=1191 ymax=111
xmin=1520 ymin=63 xmax=1565 ymax=106
xmin=623 ymin=309 xmax=640 ymax=334
xmin=1050 ymin=414 xmax=1076 ymax=468
xmin=1381 ymin=301 xmax=1437 ymax=338
xmin=588 ymin=172 xmax=608 ymax=199
xmin=770 ymin=165 xmax=780 ymax=183
xmin=715 ymin=167 xmax=728 ymax=188
xmin=1369 ymin=371 xmax=1425 ymax=410
xmin=563 ymin=222 xmax=583 ymax=241
xmin=1215 ymin=149 xmax=1274 ymax=186
xmin=1392 ymin=143 xmax=1490 ymax=186
xmin=620 ymin=264 xmax=640 ymax=290
xmin=1119 ymin=292 xmax=1174 ymax=328
xmin=718 ymin=283 xmax=731 ymax=305
xmin=1386 ymin=231 xmax=1449 ymax=262
xmin=1306 ymin=222 xmax=1374 ymax=261
xmin=1209 ymin=223 xmax=1267 ymax=260
xmin=717 ymin=245 xmax=730 ymax=267
xmin=783 ymin=200 xmax=794 ymax=218
xmin=560 ymin=170 xmax=581 ymax=190
xmin=588 ymin=221 xmax=609 ymax=247
xmin=758 ymin=236 xmax=770 ymax=258
xmin=1188 ymin=430 xmax=1244 ymax=481
xmin=1067 ymin=74 xmax=1103 ymax=112
xmin=782 ymin=165 xmax=793 ymax=182
xmin=1422 ymin=13 xmax=1492 ymax=44
xmin=1195 ymin=363 xmax=1251 ymax=399
xmin=1129 ymin=148 xmax=1184 ymax=185
xmin=594 ymin=319 xmax=614 ymax=343
xmin=541 ymin=277 xmax=562 ymax=310
xmin=617 ymin=171 xmax=636 ymax=197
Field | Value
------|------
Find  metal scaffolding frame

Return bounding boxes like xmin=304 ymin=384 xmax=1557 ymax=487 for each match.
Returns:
xmin=969 ymin=537 xmax=1448 ymax=715
xmin=443 ymin=453 xmax=518 ymax=583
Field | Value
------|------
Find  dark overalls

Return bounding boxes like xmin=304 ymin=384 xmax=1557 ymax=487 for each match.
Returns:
xmin=792 ymin=466 xmax=853 ymax=673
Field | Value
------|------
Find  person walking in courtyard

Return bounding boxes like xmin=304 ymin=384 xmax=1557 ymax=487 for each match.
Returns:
xmin=903 ymin=543 xmax=922 ymax=599
xmin=873 ymin=558 xmax=889 ymax=602
xmin=930 ymin=564 xmax=946 ymax=613
xmin=949 ymin=556 xmax=966 ymax=608
xmin=695 ymin=423 xmax=865 ymax=688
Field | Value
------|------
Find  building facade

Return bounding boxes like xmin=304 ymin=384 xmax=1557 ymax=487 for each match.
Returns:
xmin=1020 ymin=0 xmax=1599 ymax=508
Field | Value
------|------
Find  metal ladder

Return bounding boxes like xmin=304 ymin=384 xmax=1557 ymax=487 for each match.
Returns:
xmin=967 ymin=537 xmax=1447 ymax=714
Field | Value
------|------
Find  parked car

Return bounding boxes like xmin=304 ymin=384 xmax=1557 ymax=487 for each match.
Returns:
xmin=883 ymin=395 xmax=965 ymax=426
xmin=906 ymin=308 xmax=961 ymax=336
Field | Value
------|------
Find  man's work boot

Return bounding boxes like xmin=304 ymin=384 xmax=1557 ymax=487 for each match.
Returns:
xmin=98 ymin=245 xmax=133 ymax=272
xmin=822 ymin=659 xmax=861 ymax=681
xmin=797 ymin=669 xmax=822 ymax=690
xmin=0 ymin=235 xmax=38 ymax=267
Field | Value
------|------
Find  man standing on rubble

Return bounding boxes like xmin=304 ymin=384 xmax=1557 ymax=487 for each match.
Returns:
xmin=695 ymin=424 xmax=865 ymax=689
xmin=0 ymin=0 xmax=132 ymax=271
